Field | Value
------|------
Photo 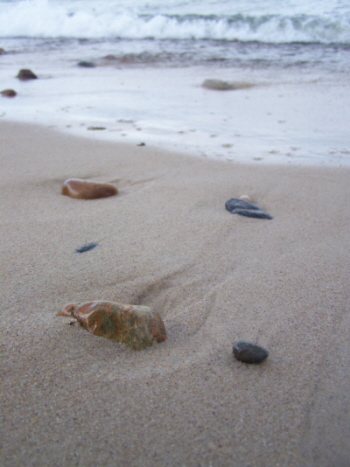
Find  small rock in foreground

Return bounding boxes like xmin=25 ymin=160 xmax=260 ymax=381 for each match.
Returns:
xmin=62 ymin=178 xmax=118 ymax=199
xmin=225 ymin=198 xmax=273 ymax=219
xmin=58 ymin=301 xmax=167 ymax=350
xmin=233 ymin=341 xmax=269 ymax=364
xmin=17 ymin=69 xmax=38 ymax=80
xmin=1 ymin=89 xmax=17 ymax=97
xmin=75 ymin=242 xmax=98 ymax=253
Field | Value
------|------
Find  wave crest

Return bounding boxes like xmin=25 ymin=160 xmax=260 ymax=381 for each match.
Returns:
xmin=0 ymin=1 xmax=349 ymax=44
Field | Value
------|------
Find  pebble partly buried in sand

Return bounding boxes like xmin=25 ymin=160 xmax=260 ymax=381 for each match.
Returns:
xmin=225 ymin=198 xmax=273 ymax=219
xmin=58 ymin=301 xmax=167 ymax=350
xmin=233 ymin=341 xmax=269 ymax=364
xmin=61 ymin=178 xmax=118 ymax=199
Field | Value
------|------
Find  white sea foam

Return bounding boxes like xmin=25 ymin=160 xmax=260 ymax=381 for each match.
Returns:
xmin=0 ymin=0 xmax=349 ymax=44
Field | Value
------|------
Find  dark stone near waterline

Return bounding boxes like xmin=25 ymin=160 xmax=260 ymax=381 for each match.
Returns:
xmin=1 ymin=89 xmax=17 ymax=97
xmin=0 ymin=48 xmax=5 ymax=55
xmin=17 ymin=69 xmax=38 ymax=80
xmin=225 ymin=198 xmax=273 ymax=219
xmin=75 ymin=242 xmax=98 ymax=253
xmin=233 ymin=341 xmax=269 ymax=364
xmin=77 ymin=61 xmax=95 ymax=68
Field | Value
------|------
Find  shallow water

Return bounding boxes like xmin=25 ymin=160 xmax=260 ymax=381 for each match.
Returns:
xmin=1 ymin=0 xmax=350 ymax=166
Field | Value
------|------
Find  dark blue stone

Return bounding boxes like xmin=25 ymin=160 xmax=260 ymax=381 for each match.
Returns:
xmin=225 ymin=198 xmax=273 ymax=219
xmin=75 ymin=242 xmax=98 ymax=253
xmin=233 ymin=341 xmax=269 ymax=364
xmin=77 ymin=61 xmax=95 ymax=68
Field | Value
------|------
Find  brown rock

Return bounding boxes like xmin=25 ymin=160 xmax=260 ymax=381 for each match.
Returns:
xmin=61 ymin=178 xmax=118 ymax=199
xmin=58 ymin=301 xmax=167 ymax=350
xmin=17 ymin=69 xmax=38 ymax=80
xmin=1 ymin=89 xmax=17 ymax=97
xmin=103 ymin=54 xmax=118 ymax=60
xmin=0 ymin=48 xmax=5 ymax=55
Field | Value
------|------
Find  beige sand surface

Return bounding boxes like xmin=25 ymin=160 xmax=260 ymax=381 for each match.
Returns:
xmin=1 ymin=122 xmax=350 ymax=466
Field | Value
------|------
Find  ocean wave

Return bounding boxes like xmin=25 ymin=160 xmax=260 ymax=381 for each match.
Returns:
xmin=0 ymin=1 xmax=349 ymax=44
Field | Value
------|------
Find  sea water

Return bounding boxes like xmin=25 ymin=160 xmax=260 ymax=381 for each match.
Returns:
xmin=1 ymin=0 xmax=350 ymax=165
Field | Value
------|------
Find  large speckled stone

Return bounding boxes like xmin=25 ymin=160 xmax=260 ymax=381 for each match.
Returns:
xmin=61 ymin=178 xmax=118 ymax=199
xmin=233 ymin=341 xmax=269 ymax=364
xmin=58 ymin=301 xmax=167 ymax=350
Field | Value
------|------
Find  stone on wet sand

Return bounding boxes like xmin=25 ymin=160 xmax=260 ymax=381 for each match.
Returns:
xmin=58 ymin=301 xmax=167 ymax=350
xmin=225 ymin=198 xmax=273 ymax=219
xmin=61 ymin=178 xmax=118 ymax=199
xmin=202 ymin=79 xmax=254 ymax=91
xmin=1 ymin=89 xmax=17 ymax=97
xmin=16 ymin=69 xmax=38 ymax=80
xmin=77 ymin=60 xmax=96 ymax=68
xmin=233 ymin=341 xmax=269 ymax=364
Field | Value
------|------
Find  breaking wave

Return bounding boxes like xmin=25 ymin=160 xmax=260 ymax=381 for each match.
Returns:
xmin=0 ymin=0 xmax=349 ymax=44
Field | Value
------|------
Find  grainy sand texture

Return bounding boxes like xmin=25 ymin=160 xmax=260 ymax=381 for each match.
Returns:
xmin=1 ymin=122 xmax=350 ymax=466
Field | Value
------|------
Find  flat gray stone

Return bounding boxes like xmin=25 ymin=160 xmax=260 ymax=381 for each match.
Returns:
xmin=225 ymin=198 xmax=273 ymax=219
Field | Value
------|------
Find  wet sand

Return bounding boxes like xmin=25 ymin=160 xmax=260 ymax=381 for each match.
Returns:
xmin=1 ymin=121 xmax=350 ymax=466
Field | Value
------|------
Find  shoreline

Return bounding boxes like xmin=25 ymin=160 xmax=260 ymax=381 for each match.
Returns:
xmin=1 ymin=61 xmax=350 ymax=167
xmin=1 ymin=121 xmax=350 ymax=466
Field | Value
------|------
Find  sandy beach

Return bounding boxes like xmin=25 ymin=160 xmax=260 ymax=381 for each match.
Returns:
xmin=1 ymin=121 xmax=350 ymax=466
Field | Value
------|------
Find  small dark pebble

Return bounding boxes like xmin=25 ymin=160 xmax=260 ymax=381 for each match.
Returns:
xmin=77 ymin=61 xmax=96 ymax=68
xmin=87 ymin=126 xmax=106 ymax=131
xmin=75 ymin=242 xmax=98 ymax=253
xmin=233 ymin=340 xmax=269 ymax=364
xmin=1 ymin=89 xmax=17 ymax=97
xmin=137 ymin=142 xmax=146 ymax=146
xmin=225 ymin=198 xmax=273 ymax=219
xmin=17 ymin=69 xmax=38 ymax=81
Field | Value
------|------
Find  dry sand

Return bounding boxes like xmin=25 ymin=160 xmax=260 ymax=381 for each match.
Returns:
xmin=1 ymin=121 xmax=350 ymax=466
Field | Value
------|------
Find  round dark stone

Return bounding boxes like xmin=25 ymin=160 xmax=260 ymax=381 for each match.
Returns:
xmin=233 ymin=340 xmax=269 ymax=364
